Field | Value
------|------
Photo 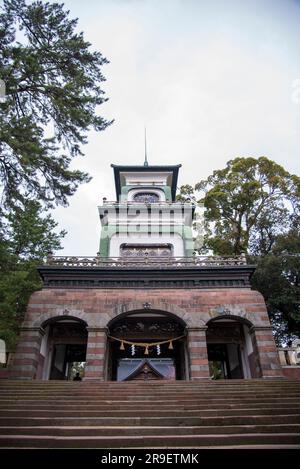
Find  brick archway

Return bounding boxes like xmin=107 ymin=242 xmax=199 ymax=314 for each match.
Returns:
xmin=107 ymin=308 xmax=188 ymax=330
xmin=32 ymin=310 xmax=89 ymax=328
xmin=206 ymin=312 xmax=255 ymax=328
xmin=105 ymin=308 xmax=188 ymax=381
xmin=106 ymin=301 xmax=198 ymax=328
xmin=205 ymin=315 xmax=255 ymax=379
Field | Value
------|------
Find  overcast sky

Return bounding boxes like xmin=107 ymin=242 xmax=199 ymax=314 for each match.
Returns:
xmin=51 ymin=0 xmax=300 ymax=256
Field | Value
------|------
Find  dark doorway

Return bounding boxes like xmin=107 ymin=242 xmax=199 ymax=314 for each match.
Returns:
xmin=207 ymin=343 xmax=244 ymax=379
xmin=206 ymin=319 xmax=253 ymax=380
xmin=49 ymin=343 xmax=87 ymax=380
xmin=43 ymin=319 xmax=87 ymax=380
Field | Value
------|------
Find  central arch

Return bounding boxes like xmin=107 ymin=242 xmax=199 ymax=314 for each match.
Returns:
xmin=106 ymin=310 xmax=188 ymax=381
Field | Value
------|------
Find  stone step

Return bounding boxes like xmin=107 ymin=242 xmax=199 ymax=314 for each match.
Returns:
xmin=1 ymin=379 xmax=299 ymax=448
xmin=2 ymin=392 xmax=300 ymax=400
xmin=0 ymin=396 xmax=300 ymax=409
xmin=0 ymin=400 xmax=300 ymax=412
xmin=5 ymin=378 xmax=297 ymax=387
xmin=0 ymin=407 xmax=299 ymax=418
xmin=0 ymin=381 xmax=299 ymax=393
xmin=2 ymin=394 xmax=299 ymax=399
xmin=0 ymin=433 xmax=299 ymax=448
xmin=1 ymin=378 xmax=298 ymax=387
xmin=1 ymin=423 xmax=300 ymax=436
xmin=2 ymin=379 xmax=299 ymax=384
xmin=1 ymin=414 xmax=299 ymax=427
xmin=1 ymin=385 xmax=300 ymax=392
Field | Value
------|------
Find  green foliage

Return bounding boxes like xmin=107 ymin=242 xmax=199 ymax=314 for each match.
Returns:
xmin=0 ymin=0 xmax=111 ymax=350
xmin=0 ymin=200 xmax=65 ymax=350
xmin=0 ymin=0 xmax=111 ymax=209
xmin=178 ymin=156 xmax=300 ymax=344
xmin=5 ymin=200 xmax=66 ymax=259
xmin=0 ymin=268 xmax=41 ymax=349
xmin=176 ymin=184 xmax=195 ymax=202
xmin=251 ymin=229 xmax=300 ymax=345
xmin=195 ymin=157 xmax=300 ymax=255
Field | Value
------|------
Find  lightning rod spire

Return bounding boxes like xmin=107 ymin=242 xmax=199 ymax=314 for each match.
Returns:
xmin=144 ymin=127 xmax=148 ymax=166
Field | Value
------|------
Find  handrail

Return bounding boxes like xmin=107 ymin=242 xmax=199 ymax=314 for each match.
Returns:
xmin=278 ymin=347 xmax=300 ymax=366
xmin=45 ymin=254 xmax=248 ymax=268
xmin=100 ymin=201 xmax=195 ymax=206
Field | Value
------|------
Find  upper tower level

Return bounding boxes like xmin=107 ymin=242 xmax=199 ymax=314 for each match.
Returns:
xmin=98 ymin=162 xmax=195 ymax=258
xmin=111 ymin=164 xmax=182 ymax=202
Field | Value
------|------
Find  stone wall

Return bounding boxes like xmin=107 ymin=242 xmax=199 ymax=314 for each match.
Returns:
xmin=10 ymin=286 xmax=283 ymax=380
xmin=22 ymin=287 xmax=271 ymax=328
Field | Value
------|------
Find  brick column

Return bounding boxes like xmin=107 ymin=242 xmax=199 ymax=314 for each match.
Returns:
xmin=250 ymin=325 xmax=284 ymax=379
xmin=187 ymin=326 xmax=210 ymax=380
xmin=84 ymin=327 xmax=107 ymax=381
xmin=10 ymin=326 xmax=45 ymax=380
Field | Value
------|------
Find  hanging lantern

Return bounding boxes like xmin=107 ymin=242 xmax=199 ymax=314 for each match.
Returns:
xmin=131 ymin=344 xmax=135 ymax=356
xmin=156 ymin=345 xmax=161 ymax=356
xmin=168 ymin=340 xmax=174 ymax=350
xmin=120 ymin=341 xmax=125 ymax=351
xmin=144 ymin=345 xmax=149 ymax=355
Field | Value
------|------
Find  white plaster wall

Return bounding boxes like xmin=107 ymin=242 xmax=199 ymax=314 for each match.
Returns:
xmin=99 ymin=205 xmax=193 ymax=226
xmin=109 ymin=232 xmax=185 ymax=257
xmin=241 ymin=325 xmax=253 ymax=378
xmin=40 ymin=326 xmax=53 ymax=380
xmin=40 ymin=325 xmax=49 ymax=357
xmin=121 ymin=172 xmax=172 ymax=186
xmin=244 ymin=325 xmax=253 ymax=354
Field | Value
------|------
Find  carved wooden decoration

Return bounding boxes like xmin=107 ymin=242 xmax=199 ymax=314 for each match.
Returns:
xmin=124 ymin=359 xmax=164 ymax=381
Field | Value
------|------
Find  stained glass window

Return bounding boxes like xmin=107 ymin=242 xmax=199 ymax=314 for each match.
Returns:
xmin=133 ymin=192 xmax=159 ymax=203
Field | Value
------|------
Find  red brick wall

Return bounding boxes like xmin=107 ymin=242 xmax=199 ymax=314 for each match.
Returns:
xmin=11 ymin=286 xmax=284 ymax=380
xmin=25 ymin=287 xmax=271 ymax=328
xmin=282 ymin=367 xmax=300 ymax=379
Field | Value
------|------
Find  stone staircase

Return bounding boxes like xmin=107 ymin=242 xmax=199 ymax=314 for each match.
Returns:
xmin=0 ymin=379 xmax=300 ymax=448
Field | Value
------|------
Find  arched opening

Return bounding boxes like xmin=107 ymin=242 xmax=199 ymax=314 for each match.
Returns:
xmin=38 ymin=316 xmax=88 ymax=380
xmin=206 ymin=316 xmax=254 ymax=380
xmin=106 ymin=310 xmax=187 ymax=381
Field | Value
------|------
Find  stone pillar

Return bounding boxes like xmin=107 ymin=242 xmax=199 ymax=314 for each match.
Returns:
xmin=250 ymin=325 xmax=284 ymax=379
xmin=187 ymin=326 xmax=210 ymax=380
xmin=84 ymin=327 xmax=107 ymax=381
xmin=10 ymin=326 xmax=45 ymax=380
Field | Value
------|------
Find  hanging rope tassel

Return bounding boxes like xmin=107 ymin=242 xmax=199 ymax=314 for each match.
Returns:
xmin=108 ymin=334 xmax=185 ymax=352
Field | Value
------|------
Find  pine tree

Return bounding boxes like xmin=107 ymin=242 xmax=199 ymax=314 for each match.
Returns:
xmin=0 ymin=0 xmax=112 ymax=209
xmin=0 ymin=0 xmax=112 ymax=350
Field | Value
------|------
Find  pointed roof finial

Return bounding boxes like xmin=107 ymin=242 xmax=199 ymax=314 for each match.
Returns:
xmin=144 ymin=127 xmax=148 ymax=166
